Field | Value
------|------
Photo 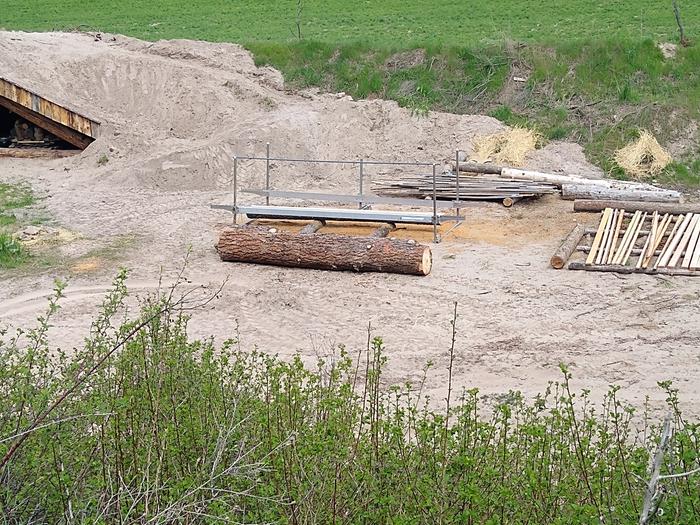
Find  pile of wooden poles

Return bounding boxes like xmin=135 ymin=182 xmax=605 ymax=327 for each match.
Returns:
xmin=372 ymin=172 xmax=558 ymax=206
xmin=562 ymin=208 xmax=700 ymax=276
xmin=373 ymin=162 xmax=681 ymax=207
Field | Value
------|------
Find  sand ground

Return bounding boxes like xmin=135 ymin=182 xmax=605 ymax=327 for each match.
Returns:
xmin=1 ymin=31 xmax=698 ymax=416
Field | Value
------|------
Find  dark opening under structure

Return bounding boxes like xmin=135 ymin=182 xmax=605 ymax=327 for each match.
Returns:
xmin=0 ymin=76 xmax=100 ymax=154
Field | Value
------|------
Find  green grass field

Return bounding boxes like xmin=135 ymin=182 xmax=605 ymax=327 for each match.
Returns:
xmin=2 ymin=1 xmax=699 ymax=184
xmin=1 ymin=0 xmax=697 ymax=45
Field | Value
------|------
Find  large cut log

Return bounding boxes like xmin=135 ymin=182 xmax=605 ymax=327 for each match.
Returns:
xmin=561 ymin=184 xmax=681 ymax=203
xmin=574 ymin=200 xmax=700 ymax=215
xmin=216 ymin=226 xmax=432 ymax=275
xmin=550 ymin=223 xmax=586 ymax=269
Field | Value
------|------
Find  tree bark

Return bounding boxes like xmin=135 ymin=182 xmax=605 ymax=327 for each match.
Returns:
xmin=551 ymin=224 xmax=586 ymax=269
xmin=561 ymin=184 xmax=680 ymax=203
xmin=574 ymin=200 xmax=700 ymax=214
xmin=216 ymin=226 xmax=432 ymax=275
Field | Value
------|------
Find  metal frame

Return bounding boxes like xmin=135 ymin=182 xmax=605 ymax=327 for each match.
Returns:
xmin=226 ymin=146 xmax=468 ymax=243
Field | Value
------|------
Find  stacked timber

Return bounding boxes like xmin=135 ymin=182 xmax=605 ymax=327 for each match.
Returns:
xmin=375 ymin=162 xmax=681 ymax=206
xmin=372 ymin=172 xmax=558 ymax=204
xmin=566 ymin=207 xmax=700 ymax=276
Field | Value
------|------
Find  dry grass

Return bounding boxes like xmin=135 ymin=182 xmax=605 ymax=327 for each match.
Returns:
xmin=470 ymin=127 xmax=539 ymax=166
xmin=614 ymin=130 xmax=672 ymax=179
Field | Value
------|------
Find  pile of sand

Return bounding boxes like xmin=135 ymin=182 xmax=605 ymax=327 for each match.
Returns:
xmin=0 ymin=31 xmax=603 ymax=193
xmin=470 ymin=127 xmax=539 ymax=166
xmin=614 ymin=130 xmax=672 ymax=179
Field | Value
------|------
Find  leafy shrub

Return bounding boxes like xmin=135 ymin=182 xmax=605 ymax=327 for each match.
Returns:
xmin=1 ymin=273 xmax=698 ymax=523
xmin=0 ymin=232 xmax=27 ymax=268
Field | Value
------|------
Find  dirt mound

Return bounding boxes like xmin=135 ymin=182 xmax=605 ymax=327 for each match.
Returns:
xmin=0 ymin=31 xmax=602 ymax=192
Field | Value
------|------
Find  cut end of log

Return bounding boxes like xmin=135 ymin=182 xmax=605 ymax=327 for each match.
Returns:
xmin=420 ymin=248 xmax=432 ymax=276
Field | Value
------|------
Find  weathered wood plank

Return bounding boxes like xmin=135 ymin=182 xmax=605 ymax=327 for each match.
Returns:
xmin=0 ymin=77 xmax=99 ymax=144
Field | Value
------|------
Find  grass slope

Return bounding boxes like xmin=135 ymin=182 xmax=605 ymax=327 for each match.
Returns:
xmin=2 ymin=1 xmax=699 ymax=183
xmin=1 ymin=0 xmax=698 ymax=45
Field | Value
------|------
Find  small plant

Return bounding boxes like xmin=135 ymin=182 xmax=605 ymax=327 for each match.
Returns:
xmin=0 ymin=232 xmax=27 ymax=268
xmin=97 ymin=153 xmax=109 ymax=166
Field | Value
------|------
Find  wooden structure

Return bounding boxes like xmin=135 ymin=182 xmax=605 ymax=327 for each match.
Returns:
xmin=217 ymin=225 xmax=432 ymax=275
xmin=0 ymin=77 xmax=99 ymax=150
xmin=561 ymin=207 xmax=700 ymax=276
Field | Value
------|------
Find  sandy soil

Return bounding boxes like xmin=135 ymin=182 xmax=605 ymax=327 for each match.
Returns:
xmin=1 ymin=32 xmax=698 ymax=416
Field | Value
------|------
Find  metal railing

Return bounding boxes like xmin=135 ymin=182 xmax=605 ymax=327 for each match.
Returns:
xmin=229 ymin=143 xmax=464 ymax=242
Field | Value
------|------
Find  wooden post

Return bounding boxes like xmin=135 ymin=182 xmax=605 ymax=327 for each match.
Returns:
xmin=551 ymin=224 xmax=586 ymax=269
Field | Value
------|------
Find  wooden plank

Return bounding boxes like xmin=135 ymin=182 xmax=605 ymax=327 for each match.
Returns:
xmin=0 ymin=148 xmax=78 ymax=159
xmin=691 ymin=227 xmax=700 ymax=269
xmin=0 ymin=95 xmax=93 ymax=149
xmin=0 ymin=77 xmax=98 ymax=138
xmin=612 ymin=211 xmax=641 ymax=265
xmin=621 ymin=212 xmax=647 ymax=266
xmin=669 ymin=214 xmax=698 ymax=268
xmin=645 ymin=213 xmax=671 ymax=268
xmin=654 ymin=215 xmax=683 ymax=269
xmin=598 ymin=208 xmax=617 ymax=264
xmin=637 ymin=212 xmax=657 ymax=269
xmin=657 ymin=214 xmax=690 ymax=268
xmin=682 ymin=216 xmax=700 ymax=268
xmin=607 ymin=208 xmax=625 ymax=264
xmin=586 ymin=208 xmax=612 ymax=265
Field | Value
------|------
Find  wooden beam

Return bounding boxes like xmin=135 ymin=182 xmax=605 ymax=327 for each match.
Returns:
xmin=0 ymin=95 xmax=93 ymax=150
xmin=0 ymin=148 xmax=78 ymax=159
xmin=569 ymin=261 xmax=700 ymax=277
xmin=574 ymin=200 xmax=699 ymax=215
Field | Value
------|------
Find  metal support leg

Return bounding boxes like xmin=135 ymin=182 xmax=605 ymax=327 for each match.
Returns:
xmin=358 ymin=159 xmax=364 ymax=210
xmin=233 ymin=156 xmax=238 ymax=225
xmin=455 ymin=149 xmax=461 ymax=218
xmin=265 ymin=142 xmax=270 ymax=206
xmin=432 ymin=163 xmax=438 ymax=243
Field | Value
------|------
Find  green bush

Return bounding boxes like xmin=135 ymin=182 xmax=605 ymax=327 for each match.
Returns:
xmin=0 ymin=232 xmax=27 ymax=268
xmin=1 ymin=273 xmax=698 ymax=523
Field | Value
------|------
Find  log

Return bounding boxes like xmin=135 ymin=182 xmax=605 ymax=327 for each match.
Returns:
xmin=561 ymin=184 xmax=681 ymax=203
xmin=216 ymin=226 xmax=432 ymax=276
xmin=370 ymin=223 xmax=395 ymax=238
xmin=299 ymin=220 xmax=325 ymax=234
xmin=574 ymin=200 xmax=700 ymax=214
xmin=551 ymin=223 xmax=586 ymax=269
xmin=502 ymin=168 xmax=669 ymax=193
xmin=454 ymin=162 xmax=503 ymax=175
xmin=568 ymin=261 xmax=700 ymax=277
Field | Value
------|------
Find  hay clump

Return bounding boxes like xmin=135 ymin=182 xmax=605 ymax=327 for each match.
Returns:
xmin=614 ymin=130 xmax=672 ymax=179
xmin=470 ymin=127 xmax=539 ymax=166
